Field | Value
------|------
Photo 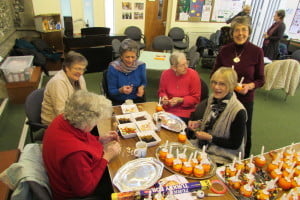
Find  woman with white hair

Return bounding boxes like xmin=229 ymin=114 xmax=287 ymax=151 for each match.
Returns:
xmin=42 ymin=90 xmax=121 ymax=200
xmin=158 ymin=52 xmax=201 ymax=123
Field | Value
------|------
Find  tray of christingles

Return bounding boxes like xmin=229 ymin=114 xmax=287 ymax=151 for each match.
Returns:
xmin=155 ymin=142 xmax=217 ymax=180
xmin=216 ymin=144 xmax=300 ymax=200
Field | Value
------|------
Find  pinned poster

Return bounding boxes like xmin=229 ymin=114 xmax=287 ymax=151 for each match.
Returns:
xmin=201 ymin=5 xmax=212 ymax=22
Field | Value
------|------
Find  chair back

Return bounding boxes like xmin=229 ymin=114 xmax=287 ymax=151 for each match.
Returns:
xmin=152 ymin=35 xmax=173 ymax=52
xmin=200 ymin=79 xmax=209 ymax=101
xmin=112 ymin=39 xmax=121 ymax=59
xmin=124 ymin=26 xmax=143 ymax=41
xmin=25 ymin=88 xmax=45 ymax=127
xmin=291 ymin=49 xmax=300 ymax=62
xmin=168 ymin=27 xmax=185 ymax=41
xmin=81 ymin=27 xmax=110 ymax=36
xmin=101 ymin=70 xmax=110 ymax=98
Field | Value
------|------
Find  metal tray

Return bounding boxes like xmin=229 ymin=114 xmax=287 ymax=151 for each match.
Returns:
xmin=113 ymin=157 xmax=164 ymax=192
xmin=153 ymin=112 xmax=187 ymax=133
xmin=155 ymin=142 xmax=216 ymax=180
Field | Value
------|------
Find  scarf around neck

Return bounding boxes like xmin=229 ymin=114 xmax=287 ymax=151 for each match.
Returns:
xmin=110 ymin=58 xmax=144 ymax=74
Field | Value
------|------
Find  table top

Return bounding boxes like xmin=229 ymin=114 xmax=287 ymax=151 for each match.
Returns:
xmin=97 ymin=102 xmax=235 ymax=200
xmin=139 ymin=51 xmax=170 ymax=70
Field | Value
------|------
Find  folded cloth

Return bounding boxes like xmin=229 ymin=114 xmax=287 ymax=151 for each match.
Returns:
xmin=0 ymin=144 xmax=51 ymax=200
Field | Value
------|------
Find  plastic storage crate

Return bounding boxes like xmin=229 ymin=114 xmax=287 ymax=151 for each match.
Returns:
xmin=0 ymin=56 xmax=34 ymax=82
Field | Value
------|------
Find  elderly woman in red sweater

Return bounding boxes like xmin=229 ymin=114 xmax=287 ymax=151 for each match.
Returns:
xmin=43 ymin=90 xmax=121 ymax=200
xmin=212 ymin=16 xmax=265 ymax=158
xmin=158 ymin=52 xmax=201 ymax=123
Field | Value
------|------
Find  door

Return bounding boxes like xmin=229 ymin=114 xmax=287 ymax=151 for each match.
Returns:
xmin=144 ymin=0 xmax=169 ymax=50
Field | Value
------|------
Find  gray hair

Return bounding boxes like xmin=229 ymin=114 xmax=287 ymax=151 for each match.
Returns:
xmin=63 ymin=51 xmax=88 ymax=70
xmin=169 ymin=51 xmax=186 ymax=66
xmin=211 ymin=67 xmax=238 ymax=92
xmin=276 ymin=10 xmax=285 ymax=20
xmin=119 ymin=39 xmax=139 ymax=56
xmin=64 ymin=90 xmax=112 ymax=130
xmin=230 ymin=16 xmax=252 ymax=36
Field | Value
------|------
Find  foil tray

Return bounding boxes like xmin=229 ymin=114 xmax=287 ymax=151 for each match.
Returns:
xmin=155 ymin=142 xmax=216 ymax=180
xmin=153 ymin=112 xmax=187 ymax=133
xmin=113 ymin=157 xmax=164 ymax=192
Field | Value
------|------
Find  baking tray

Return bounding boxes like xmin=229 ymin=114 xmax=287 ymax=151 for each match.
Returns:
xmin=113 ymin=157 xmax=164 ymax=192
xmin=153 ymin=112 xmax=187 ymax=133
xmin=155 ymin=142 xmax=216 ymax=180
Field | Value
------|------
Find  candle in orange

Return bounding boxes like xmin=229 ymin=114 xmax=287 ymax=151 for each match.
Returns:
xmin=178 ymin=131 xmax=187 ymax=143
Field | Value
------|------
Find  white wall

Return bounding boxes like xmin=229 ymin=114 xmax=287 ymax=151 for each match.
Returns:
xmin=32 ymin=0 xmax=61 ymax=15
xmin=113 ymin=0 xmax=145 ymax=35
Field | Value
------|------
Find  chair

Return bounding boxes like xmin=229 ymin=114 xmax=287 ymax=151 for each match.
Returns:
xmin=25 ymin=88 xmax=47 ymax=142
xmin=81 ymin=27 xmax=110 ymax=37
xmin=291 ymin=49 xmax=300 ymax=62
xmin=152 ymin=35 xmax=173 ymax=52
xmin=263 ymin=59 xmax=300 ymax=101
xmin=186 ymin=46 xmax=200 ymax=69
xmin=111 ymin=39 xmax=121 ymax=59
xmin=168 ymin=27 xmax=189 ymax=51
xmin=200 ymin=78 xmax=209 ymax=101
xmin=124 ymin=26 xmax=146 ymax=50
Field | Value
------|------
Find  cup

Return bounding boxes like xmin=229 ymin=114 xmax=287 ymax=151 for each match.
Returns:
xmin=134 ymin=141 xmax=147 ymax=158
xmin=125 ymin=99 xmax=133 ymax=105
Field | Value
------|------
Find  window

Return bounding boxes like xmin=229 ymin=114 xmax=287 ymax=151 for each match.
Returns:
xmin=84 ymin=0 xmax=94 ymax=27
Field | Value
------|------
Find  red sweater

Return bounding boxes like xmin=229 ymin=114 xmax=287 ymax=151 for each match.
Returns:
xmin=158 ymin=68 xmax=201 ymax=118
xmin=42 ymin=115 xmax=108 ymax=200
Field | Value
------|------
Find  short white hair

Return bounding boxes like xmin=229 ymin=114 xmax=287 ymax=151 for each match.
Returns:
xmin=64 ymin=90 xmax=112 ymax=130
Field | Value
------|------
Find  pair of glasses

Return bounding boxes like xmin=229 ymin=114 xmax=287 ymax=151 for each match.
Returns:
xmin=211 ymin=80 xmax=226 ymax=87
xmin=72 ymin=67 xmax=87 ymax=72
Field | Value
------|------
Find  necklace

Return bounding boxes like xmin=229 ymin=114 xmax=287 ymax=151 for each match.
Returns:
xmin=233 ymin=48 xmax=245 ymax=63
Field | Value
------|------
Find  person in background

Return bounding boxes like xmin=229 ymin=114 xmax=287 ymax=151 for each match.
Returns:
xmin=158 ymin=52 xmax=201 ymax=123
xmin=212 ymin=16 xmax=265 ymax=158
xmin=226 ymin=5 xmax=252 ymax=24
xmin=43 ymin=90 xmax=121 ymax=200
xmin=41 ymin=51 xmax=87 ymax=125
xmin=263 ymin=10 xmax=286 ymax=60
xmin=107 ymin=39 xmax=147 ymax=105
xmin=188 ymin=67 xmax=247 ymax=165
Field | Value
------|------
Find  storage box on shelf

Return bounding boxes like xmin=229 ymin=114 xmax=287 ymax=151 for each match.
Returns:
xmin=0 ymin=56 xmax=34 ymax=83
xmin=5 ymin=67 xmax=42 ymax=104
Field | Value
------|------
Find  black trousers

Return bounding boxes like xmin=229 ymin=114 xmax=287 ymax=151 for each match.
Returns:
xmin=243 ymin=102 xmax=253 ymax=158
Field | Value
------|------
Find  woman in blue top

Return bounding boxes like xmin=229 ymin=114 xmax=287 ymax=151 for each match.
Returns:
xmin=107 ymin=39 xmax=147 ymax=105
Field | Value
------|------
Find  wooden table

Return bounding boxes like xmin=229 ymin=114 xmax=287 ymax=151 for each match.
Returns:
xmin=98 ymin=102 xmax=235 ymax=200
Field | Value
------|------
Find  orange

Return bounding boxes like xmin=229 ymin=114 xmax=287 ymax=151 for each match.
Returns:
xmin=291 ymin=177 xmax=300 ymax=188
xmin=155 ymin=105 xmax=163 ymax=112
xmin=173 ymin=163 xmax=182 ymax=172
xmin=193 ymin=165 xmax=204 ymax=177
xmin=240 ymin=185 xmax=253 ymax=197
xmin=256 ymin=190 xmax=270 ymax=200
xmin=182 ymin=163 xmax=193 ymax=175
xmin=164 ymin=155 xmax=174 ymax=167
xmin=278 ymin=177 xmax=292 ymax=190
xmin=178 ymin=133 xmax=187 ymax=143
xmin=159 ymin=148 xmax=168 ymax=160
xmin=235 ymin=86 xmax=243 ymax=92
xmin=270 ymin=169 xmax=282 ymax=179
xmin=235 ymin=162 xmax=245 ymax=171
xmin=228 ymin=179 xmax=241 ymax=190
xmin=267 ymin=162 xmax=278 ymax=172
xmin=254 ymin=156 xmax=267 ymax=168
xmin=202 ymin=163 xmax=211 ymax=173
xmin=226 ymin=167 xmax=237 ymax=177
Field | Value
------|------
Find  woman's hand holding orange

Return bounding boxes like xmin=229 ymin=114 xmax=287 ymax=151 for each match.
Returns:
xmin=161 ymin=96 xmax=169 ymax=105
xmin=120 ymin=85 xmax=133 ymax=94
xmin=169 ymin=97 xmax=183 ymax=107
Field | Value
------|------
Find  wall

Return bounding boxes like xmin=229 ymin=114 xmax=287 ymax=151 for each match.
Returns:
xmin=166 ymin=1 xmax=226 ymax=48
xmin=281 ymin=0 xmax=299 ymax=39
xmin=114 ymin=0 xmax=145 ymax=35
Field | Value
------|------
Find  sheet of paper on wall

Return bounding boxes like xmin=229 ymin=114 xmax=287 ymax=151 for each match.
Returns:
xmin=179 ymin=12 xmax=189 ymax=21
xmin=201 ymin=5 xmax=212 ymax=22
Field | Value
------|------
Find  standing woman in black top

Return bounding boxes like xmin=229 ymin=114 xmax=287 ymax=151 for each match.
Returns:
xmin=263 ymin=10 xmax=286 ymax=60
